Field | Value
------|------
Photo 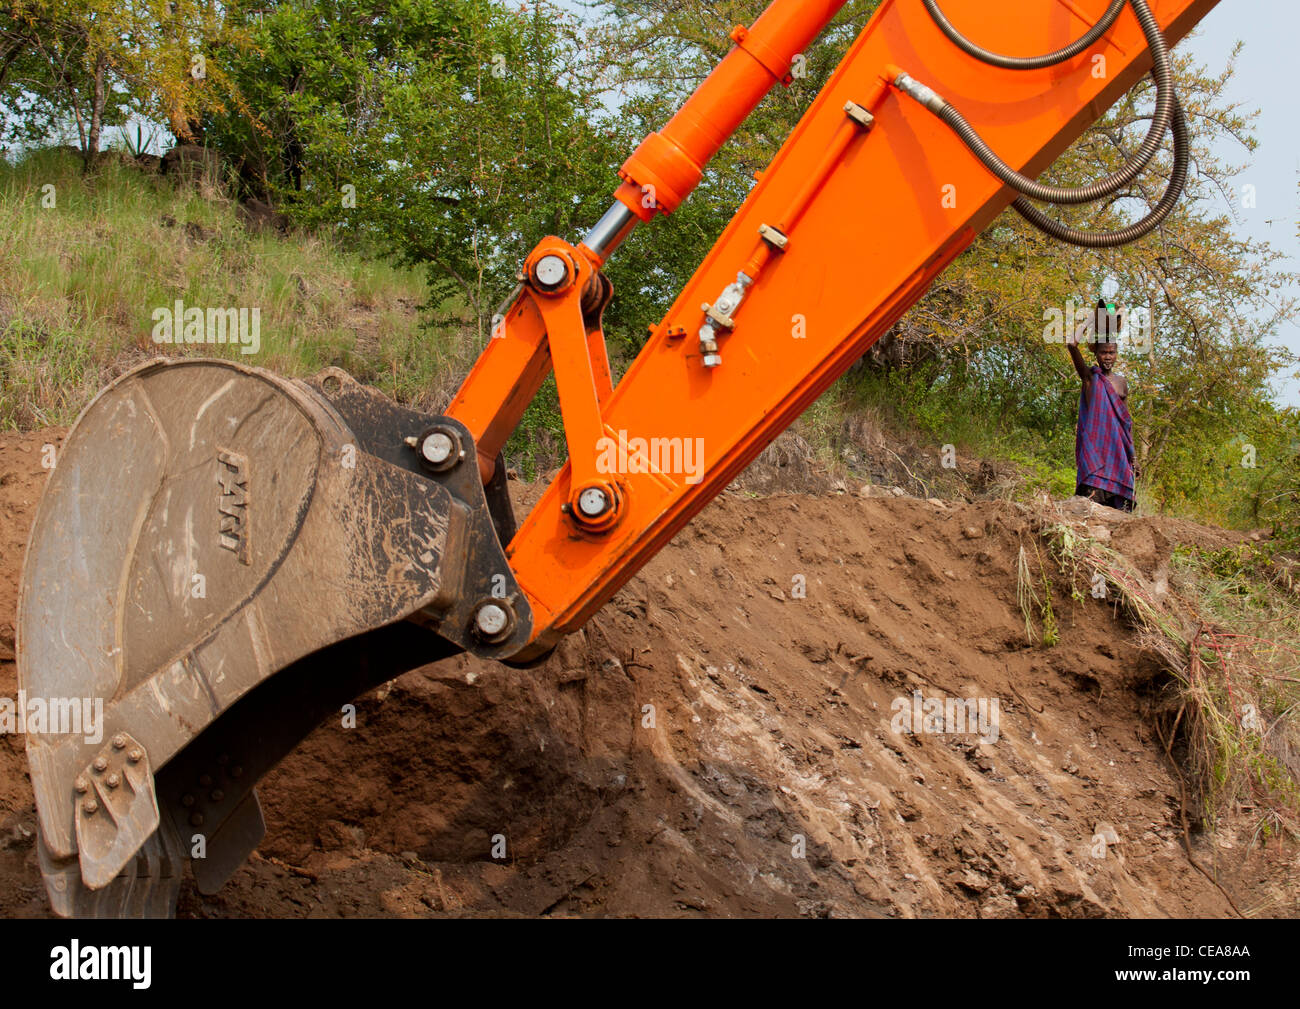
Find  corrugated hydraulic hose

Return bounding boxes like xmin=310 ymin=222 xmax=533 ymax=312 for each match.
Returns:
xmin=1010 ymin=97 xmax=1188 ymax=248
xmin=923 ymin=0 xmax=1128 ymax=70
xmin=909 ymin=0 xmax=1173 ymax=205
xmin=901 ymin=0 xmax=1187 ymax=247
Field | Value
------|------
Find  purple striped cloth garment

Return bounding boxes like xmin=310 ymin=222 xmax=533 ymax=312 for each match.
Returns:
xmin=1076 ymin=365 xmax=1134 ymax=499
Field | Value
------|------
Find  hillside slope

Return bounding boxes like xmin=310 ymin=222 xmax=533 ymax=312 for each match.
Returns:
xmin=1 ymin=429 xmax=1295 ymax=917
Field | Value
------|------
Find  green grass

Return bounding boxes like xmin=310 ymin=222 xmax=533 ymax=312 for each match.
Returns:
xmin=0 ymin=147 xmax=472 ymax=429
xmin=783 ymin=363 xmax=1076 ymax=503
xmin=850 ymin=367 xmax=1077 ymax=496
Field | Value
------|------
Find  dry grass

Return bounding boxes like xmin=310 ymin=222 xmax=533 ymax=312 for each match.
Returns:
xmin=1044 ymin=520 xmax=1300 ymax=844
xmin=1 ymin=147 xmax=460 ymax=430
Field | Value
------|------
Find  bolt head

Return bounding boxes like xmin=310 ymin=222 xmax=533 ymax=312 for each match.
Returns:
xmin=211 ymin=789 xmax=225 ymax=802
xmin=422 ymin=432 xmax=454 ymax=465
xmin=190 ymin=813 xmax=204 ymax=827
xmin=703 ymin=353 xmax=722 ymax=368
xmin=74 ymin=778 xmax=89 ymax=794
xmin=199 ymin=774 xmax=213 ymax=788
xmin=111 ymin=733 xmax=127 ymax=749
xmin=105 ymin=773 xmax=120 ymax=789
xmin=181 ymin=794 xmax=195 ymax=808
xmin=92 ymin=756 xmax=108 ymax=773
xmin=128 ymin=749 xmax=143 ymax=763
xmin=577 ymin=487 xmax=609 ymax=518
xmin=533 ymin=254 xmax=568 ymax=288
xmin=475 ymin=603 xmax=510 ymax=638
xmin=83 ymin=799 xmax=99 ymax=816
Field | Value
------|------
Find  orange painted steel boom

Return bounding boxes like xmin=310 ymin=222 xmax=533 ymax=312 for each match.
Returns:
xmin=447 ymin=0 xmax=1220 ymax=660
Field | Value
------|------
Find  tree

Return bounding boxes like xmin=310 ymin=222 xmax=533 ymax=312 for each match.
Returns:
xmin=0 ymin=0 xmax=246 ymax=159
xmin=202 ymin=0 xmax=623 ymax=337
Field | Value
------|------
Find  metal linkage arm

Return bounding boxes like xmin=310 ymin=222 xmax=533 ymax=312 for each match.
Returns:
xmin=450 ymin=0 xmax=1219 ymax=660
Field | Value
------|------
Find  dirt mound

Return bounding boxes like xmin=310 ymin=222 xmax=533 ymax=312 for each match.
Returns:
xmin=1 ymin=429 xmax=1294 ymax=917
xmin=160 ymin=144 xmax=223 ymax=195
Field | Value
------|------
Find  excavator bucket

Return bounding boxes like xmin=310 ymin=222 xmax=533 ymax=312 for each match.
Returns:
xmin=17 ymin=358 xmax=531 ymax=916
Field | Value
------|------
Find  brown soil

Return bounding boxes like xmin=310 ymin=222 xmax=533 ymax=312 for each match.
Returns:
xmin=1 ymin=428 xmax=1296 ymax=918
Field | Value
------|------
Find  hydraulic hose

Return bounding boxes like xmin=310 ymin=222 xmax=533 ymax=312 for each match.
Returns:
xmin=922 ymin=0 xmax=1127 ymax=70
xmin=901 ymin=0 xmax=1185 ymax=247
xmin=1011 ymin=97 xmax=1188 ymax=248
xmin=906 ymin=0 xmax=1173 ymax=205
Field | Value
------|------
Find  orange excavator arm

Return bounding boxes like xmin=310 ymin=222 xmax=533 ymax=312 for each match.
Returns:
xmin=446 ymin=0 xmax=1218 ymax=659
xmin=17 ymin=0 xmax=1223 ymax=919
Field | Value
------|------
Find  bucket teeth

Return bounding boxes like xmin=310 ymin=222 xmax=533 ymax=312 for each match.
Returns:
xmin=21 ymin=359 xmax=527 ymax=916
xmin=40 ymin=820 xmax=182 ymax=919
xmin=74 ymin=733 xmax=160 ymax=890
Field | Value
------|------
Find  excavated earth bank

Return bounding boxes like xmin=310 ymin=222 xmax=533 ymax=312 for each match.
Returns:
xmin=2 ymin=430 xmax=1295 ymax=917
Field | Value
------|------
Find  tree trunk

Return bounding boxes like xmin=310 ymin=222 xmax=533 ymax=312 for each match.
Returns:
xmin=86 ymin=53 xmax=106 ymax=162
xmin=1138 ymin=288 xmax=1155 ymax=475
xmin=0 ymin=34 xmax=26 ymax=91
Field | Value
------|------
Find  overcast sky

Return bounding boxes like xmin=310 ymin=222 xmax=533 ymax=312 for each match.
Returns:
xmin=1182 ymin=0 xmax=1299 ymax=406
